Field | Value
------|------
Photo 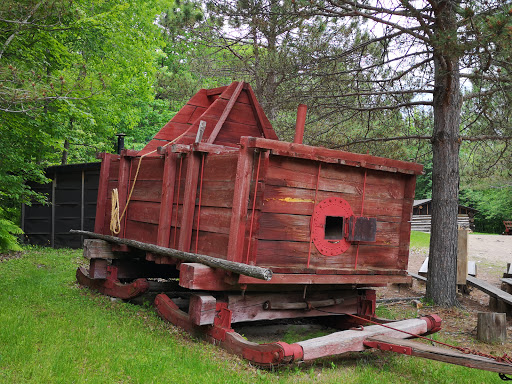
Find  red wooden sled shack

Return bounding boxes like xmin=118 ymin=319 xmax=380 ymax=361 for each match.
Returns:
xmin=79 ymin=80 xmax=431 ymax=360
xmin=93 ymin=81 xmax=421 ymax=286
xmin=75 ymin=82 xmax=512 ymax=373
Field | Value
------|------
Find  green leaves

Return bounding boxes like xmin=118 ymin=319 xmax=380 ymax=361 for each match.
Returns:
xmin=0 ymin=0 xmax=170 ymax=250
xmin=0 ymin=207 xmax=23 ymax=252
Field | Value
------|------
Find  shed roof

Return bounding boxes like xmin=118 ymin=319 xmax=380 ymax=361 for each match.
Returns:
xmin=413 ymin=199 xmax=478 ymax=212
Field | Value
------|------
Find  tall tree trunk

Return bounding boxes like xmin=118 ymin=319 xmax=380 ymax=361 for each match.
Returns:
xmin=426 ymin=0 xmax=462 ymax=306
xmin=61 ymin=139 xmax=69 ymax=165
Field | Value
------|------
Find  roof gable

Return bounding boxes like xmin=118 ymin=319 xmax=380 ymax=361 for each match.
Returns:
xmin=139 ymin=82 xmax=278 ymax=155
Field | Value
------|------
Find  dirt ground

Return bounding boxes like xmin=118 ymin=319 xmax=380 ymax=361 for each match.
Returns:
xmin=379 ymin=233 xmax=512 ymax=357
xmin=406 ymin=234 xmax=512 ymax=300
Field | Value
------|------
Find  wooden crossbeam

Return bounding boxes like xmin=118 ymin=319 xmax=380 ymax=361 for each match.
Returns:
xmin=408 ymin=272 xmax=427 ymax=282
xmin=366 ymin=336 xmax=512 ymax=374
xmin=466 ymin=276 xmax=512 ymax=306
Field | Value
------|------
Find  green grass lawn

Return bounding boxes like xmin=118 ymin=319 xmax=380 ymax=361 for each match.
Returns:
xmin=410 ymin=231 xmax=430 ymax=249
xmin=0 ymin=247 xmax=503 ymax=383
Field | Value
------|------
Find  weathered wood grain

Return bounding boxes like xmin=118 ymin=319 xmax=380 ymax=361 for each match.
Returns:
xmin=94 ymin=153 xmax=114 ymax=234
xmin=71 ymin=230 xmax=273 ymax=281
xmin=367 ymin=335 xmax=512 ymax=374
xmin=244 ymin=137 xmax=423 ymax=175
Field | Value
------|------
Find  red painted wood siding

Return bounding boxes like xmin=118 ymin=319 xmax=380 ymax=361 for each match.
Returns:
xmin=253 ymin=154 xmax=415 ymax=274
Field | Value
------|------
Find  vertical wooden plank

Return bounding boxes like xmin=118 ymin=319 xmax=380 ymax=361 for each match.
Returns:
xmin=227 ymin=143 xmax=254 ymax=262
xmin=398 ymin=174 xmax=416 ymax=270
xmin=81 ymin=170 xmax=85 ymax=246
xmin=94 ymin=153 xmax=114 ymax=234
xmin=21 ymin=203 xmax=25 ymax=234
xmin=178 ymin=152 xmax=201 ymax=252
xmin=117 ymin=153 xmax=131 ymax=238
xmin=157 ymin=151 xmax=178 ymax=247
xmin=457 ymin=228 xmax=468 ymax=285
xmin=247 ymin=150 xmax=270 ymax=265
xmin=51 ymin=171 xmax=56 ymax=248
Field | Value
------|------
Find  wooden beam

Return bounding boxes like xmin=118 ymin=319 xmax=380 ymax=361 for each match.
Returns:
xmin=94 ymin=154 xmax=113 ymax=233
xmin=117 ymin=153 xmax=131 ymax=238
xmin=70 ymin=230 xmax=273 ymax=281
xmin=408 ymin=272 xmax=427 ymax=282
xmin=242 ymin=136 xmax=423 ymax=175
xmin=207 ymin=82 xmax=244 ymax=144
xmin=297 ymin=318 xmax=430 ymax=361
xmin=178 ymin=152 xmax=201 ymax=252
xmin=239 ymin=273 xmax=412 ymax=285
xmin=457 ymin=229 xmax=468 ymax=285
xmin=227 ymin=144 xmax=254 ymax=262
xmin=157 ymin=152 xmax=177 ymax=248
xmin=467 ymin=276 xmax=512 ymax=306
xmin=366 ymin=335 xmax=512 ymax=374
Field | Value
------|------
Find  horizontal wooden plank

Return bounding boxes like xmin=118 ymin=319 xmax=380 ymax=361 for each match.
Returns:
xmin=215 ymin=121 xmax=263 ymax=144
xmin=198 ymin=181 xmax=235 ymax=208
xmin=261 ymin=185 xmax=404 ymax=218
xmin=201 ymin=153 xmax=239 ymax=182
xmin=206 ymin=85 xmax=227 ymax=96
xmin=170 ymin=104 xmax=196 ymax=124
xmin=192 ymin=206 xmax=231 ymax=234
xmin=244 ymin=137 xmax=423 ymax=175
xmin=123 ymin=220 xmax=158 ymax=244
xmin=154 ymin=121 xmax=193 ymax=141
xmin=256 ymin=240 xmax=405 ymax=270
xmin=228 ymin=292 xmax=359 ymax=323
xmin=129 ymin=180 xmax=162 ymax=202
xmin=257 ymin=212 xmax=402 ymax=245
xmin=126 ymin=201 xmax=161 ymax=225
xmin=217 ymin=85 xmax=251 ymax=105
xmin=239 ymin=273 xmax=412 ymax=285
xmin=467 ymin=276 xmax=512 ymax=305
xmin=128 ymin=157 xmax=165 ymax=180
xmin=186 ymin=88 xmax=211 ymax=108
xmin=188 ymin=106 xmax=208 ymax=124
xmin=266 ymin=156 xmax=408 ymax=196
xmin=200 ymin=98 xmax=260 ymax=128
xmin=191 ymin=230 xmax=229 ymax=259
xmin=366 ymin=336 xmax=512 ymax=374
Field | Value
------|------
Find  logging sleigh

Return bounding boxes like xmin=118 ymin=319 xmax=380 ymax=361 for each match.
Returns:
xmin=73 ymin=81 xmax=512 ymax=375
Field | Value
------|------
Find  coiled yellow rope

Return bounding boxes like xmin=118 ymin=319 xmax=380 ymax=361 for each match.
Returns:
xmin=109 ymin=128 xmax=192 ymax=236
xmin=110 ymin=188 xmax=121 ymax=234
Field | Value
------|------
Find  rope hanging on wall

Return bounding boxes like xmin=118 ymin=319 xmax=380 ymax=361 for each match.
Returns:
xmin=110 ymin=188 xmax=121 ymax=235
xmin=109 ymin=125 xmax=196 ymax=236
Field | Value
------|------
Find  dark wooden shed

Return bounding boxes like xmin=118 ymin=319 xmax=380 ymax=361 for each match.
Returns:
xmin=22 ymin=162 xmax=101 ymax=248
xmin=411 ymin=199 xmax=477 ymax=232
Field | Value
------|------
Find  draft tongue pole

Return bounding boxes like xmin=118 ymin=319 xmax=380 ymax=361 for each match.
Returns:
xmin=70 ymin=229 xmax=273 ymax=281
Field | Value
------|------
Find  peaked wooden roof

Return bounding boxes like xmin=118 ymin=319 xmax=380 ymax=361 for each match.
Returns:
xmin=139 ymin=81 xmax=278 ymax=155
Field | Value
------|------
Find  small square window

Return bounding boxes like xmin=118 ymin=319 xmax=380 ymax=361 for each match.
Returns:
xmin=325 ymin=216 xmax=344 ymax=240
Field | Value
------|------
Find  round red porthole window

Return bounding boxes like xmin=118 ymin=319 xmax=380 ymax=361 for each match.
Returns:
xmin=311 ymin=197 xmax=354 ymax=256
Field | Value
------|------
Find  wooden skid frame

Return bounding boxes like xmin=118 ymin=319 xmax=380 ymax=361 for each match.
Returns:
xmin=154 ymin=291 xmax=441 ymax=367
xmin=76 ymin=267 xmax=149 ymax=299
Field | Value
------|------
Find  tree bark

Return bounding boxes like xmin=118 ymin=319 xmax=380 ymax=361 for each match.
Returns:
xmin=426 ymin=0 xmax=462 ymax=306
xmin=61 ymin=139 xmax=69 ymax=165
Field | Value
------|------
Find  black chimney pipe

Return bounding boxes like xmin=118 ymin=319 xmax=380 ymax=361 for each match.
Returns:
xmin=116 ymin=133 xmax=126 ymax=154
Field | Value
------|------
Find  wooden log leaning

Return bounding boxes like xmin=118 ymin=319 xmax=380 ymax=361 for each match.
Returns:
xmin=70 ymin=230 xmax=272 ymax=281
